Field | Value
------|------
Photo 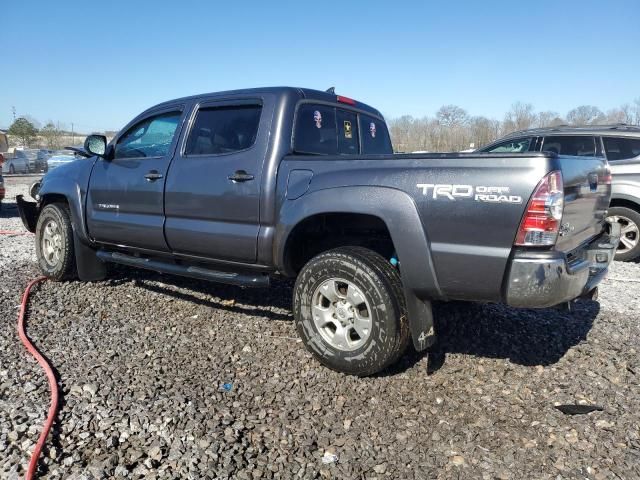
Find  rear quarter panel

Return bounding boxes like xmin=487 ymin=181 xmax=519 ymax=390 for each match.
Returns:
xmin=277 ymin=153 xmax=556 ymax=302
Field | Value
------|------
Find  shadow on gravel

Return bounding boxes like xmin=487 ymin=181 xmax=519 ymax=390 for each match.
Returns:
xmin=96 ymin=266 xmax=600 ymax=376
xmin=105 ymin=265 xmax=294 ymax=322
xmin=388 ymin=299 xmax=600 ymax=376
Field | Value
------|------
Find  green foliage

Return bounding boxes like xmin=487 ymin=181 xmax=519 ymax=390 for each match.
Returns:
xmin=8 ymin=117 xmax=38 ymax=147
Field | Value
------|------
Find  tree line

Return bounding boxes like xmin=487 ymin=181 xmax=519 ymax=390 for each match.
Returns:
xmin=4 ymin=117 xmax=85 ymax=150
xmin=388 ymin=99 xmax=640 ymax=153
xmin=6 ymin=98 xmax=640 ymax=153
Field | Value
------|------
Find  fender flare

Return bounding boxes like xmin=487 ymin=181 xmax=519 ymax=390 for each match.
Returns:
xmin=275 ymin=186 xmax=442 ymax=350
xmin=35 ymin=173 xmax=106 ymax=281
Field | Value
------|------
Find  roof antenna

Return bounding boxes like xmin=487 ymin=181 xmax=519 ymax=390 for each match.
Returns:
xmin=325 ymin=87 xmax=335 ymax=94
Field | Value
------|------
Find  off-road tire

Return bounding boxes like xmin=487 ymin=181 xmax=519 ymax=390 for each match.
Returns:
xmin=35 ymin=203 xmax=77 ymax=281
xmin=293 ymin=246 xmax=410 ymax=376
xmin=608 ymin=206 xmax=640 ymax=262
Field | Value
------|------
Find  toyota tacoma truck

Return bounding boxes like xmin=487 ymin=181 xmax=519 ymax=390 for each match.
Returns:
xmin=17 ymin=87 xmax=620 ymax=376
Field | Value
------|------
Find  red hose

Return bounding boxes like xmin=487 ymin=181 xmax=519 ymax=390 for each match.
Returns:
xmin=0 ymin=230 xmax=33 ymax=235
xmin=17 ymin=277 xmax=56 ymax=480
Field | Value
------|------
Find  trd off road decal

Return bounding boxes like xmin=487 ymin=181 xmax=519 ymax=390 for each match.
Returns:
xmin=416 ymin=184 xmax=522 ymax=204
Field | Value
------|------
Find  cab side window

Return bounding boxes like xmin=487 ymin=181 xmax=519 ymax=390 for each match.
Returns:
xmin=485 ymin=137 xmax=532 ymax=153
xmin=603 ymin=137 xmax=640 ymax=161
xmin=184 ymin=105 xmax=262 ymax=156
xmin=542 ymin=136 xmax=595 ymax=156
xmin=114 ymin=112 xmax=182 ymax=159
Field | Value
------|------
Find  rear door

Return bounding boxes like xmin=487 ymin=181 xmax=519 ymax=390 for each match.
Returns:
xmin=87 ymin=106 xmax=185 ymax=251
xmin=164 ymin=97 xmax=268 ymax=263
xmin=540 ymin=135 xmax=610 ymax=251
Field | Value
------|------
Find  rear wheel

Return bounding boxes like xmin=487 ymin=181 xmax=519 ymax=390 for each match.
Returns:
xmin=607 ymin=206 xmax=640 ymax=261
xmin=35 ymin=203 xmax=77 ymax=280
xmin=293 ymin=247 xmax=409 ymax=376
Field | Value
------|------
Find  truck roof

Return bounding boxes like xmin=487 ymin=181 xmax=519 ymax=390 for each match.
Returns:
xmin=148 ymin=86 xmax=384 ymax=119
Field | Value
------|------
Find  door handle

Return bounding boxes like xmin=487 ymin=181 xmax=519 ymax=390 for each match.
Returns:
xmin=145 ymin=170 xmax=163 ymax=181
xmin=228 ymin=170 xmax=254 ymax=182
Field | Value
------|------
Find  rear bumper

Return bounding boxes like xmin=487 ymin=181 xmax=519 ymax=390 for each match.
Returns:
xmin=504 ymin=222 xmax=621 ymax=308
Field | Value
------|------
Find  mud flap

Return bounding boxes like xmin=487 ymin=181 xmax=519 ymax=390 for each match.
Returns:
xmin=73 ymin=230 xmax=107 ymax=281
xmin=16 ymin=195 xmax=39 ymax=233
xmin=404 ymin=287 xmax=436 ymax=351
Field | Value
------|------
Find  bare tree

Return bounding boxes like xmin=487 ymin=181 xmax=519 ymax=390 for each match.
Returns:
xmin=536 ymin=111 xmax=565 ymax=128
xmin=566 ymin=105 xmax=605 ymax=126
xmin=40 ymin=122 xmax=63 ymax=149
xmin=436 ymin=105 xmax=468 ymax=127
xmin=502 ymin=102 xmax=536 ymax=134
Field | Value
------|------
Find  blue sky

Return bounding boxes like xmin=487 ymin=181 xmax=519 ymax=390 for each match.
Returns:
xmin=2 ymin=0 xmax=639 ymax=132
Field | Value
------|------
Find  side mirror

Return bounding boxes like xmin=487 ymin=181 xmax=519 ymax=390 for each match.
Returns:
xmin=84 ymin=134 xmax=107 ymax=157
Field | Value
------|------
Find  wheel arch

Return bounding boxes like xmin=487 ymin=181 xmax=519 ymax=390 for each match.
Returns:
xmin=276 ymin=186 xmax=442 ymax=351
xmin=276 ymin=186 xmax=441 ymax=295
xmin=610 ymin=195 xmax=640 ymax=213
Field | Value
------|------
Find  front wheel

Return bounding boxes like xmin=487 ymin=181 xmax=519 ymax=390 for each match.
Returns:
xmin=293 ymin=247 xmax=409 ymax=376
xmin=607 ymin=206 xmax=640 ymax=261
xmin=35 ymin=203 xmax=77 ymax=280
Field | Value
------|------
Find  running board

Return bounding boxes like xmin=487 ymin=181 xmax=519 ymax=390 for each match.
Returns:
xmin=96 ymin=250 xmax=270 ymax=288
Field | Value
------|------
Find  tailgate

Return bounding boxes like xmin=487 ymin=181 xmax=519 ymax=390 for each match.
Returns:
xmin=554 ymin=155 xmax=611 ymax=252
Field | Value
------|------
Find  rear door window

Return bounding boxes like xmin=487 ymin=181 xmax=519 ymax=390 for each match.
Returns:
xmin=603 ymin=136 xmax=640 ymax=161
xmin=542 ymin=136 xmax=596 ymax=156
xmin=360 ymin=114 xmax=393 ymax=154
xmin=185 ymin=104 xmax=262 ymax=156
xmin=294 ymin=104 xmax=337 ymax=155
xmin=337 ymin=109 xmax=358 ymax=155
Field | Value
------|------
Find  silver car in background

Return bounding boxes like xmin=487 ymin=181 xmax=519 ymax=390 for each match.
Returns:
xmin=478 ymin=125 xmax=640 ymax=261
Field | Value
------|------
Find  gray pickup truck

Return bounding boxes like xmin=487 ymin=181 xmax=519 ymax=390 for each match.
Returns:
xmin=17 ymin=87 xmax=620 ymax=375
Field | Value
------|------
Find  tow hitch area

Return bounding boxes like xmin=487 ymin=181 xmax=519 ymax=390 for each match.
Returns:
xmin=16 ymin=195 xmax=39 ymax=233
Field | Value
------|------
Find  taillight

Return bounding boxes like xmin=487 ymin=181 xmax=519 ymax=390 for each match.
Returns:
xmin=515 ymin=170 xmax=564 ymax=246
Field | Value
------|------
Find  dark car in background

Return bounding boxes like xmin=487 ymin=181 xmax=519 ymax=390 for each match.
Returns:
xmin=479 ymin=125 xmax=640 ymax=261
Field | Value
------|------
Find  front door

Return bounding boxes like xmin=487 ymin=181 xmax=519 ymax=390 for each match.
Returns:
xmin=86 ymin=107 xmax=185 ymax=251
xmin=164 ymin=98 xmax=267 ymax=263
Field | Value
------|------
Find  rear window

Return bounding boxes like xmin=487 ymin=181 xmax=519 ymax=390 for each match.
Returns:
xmin=293 ymin=104 xmax=392 ymax=155
xmin=360 ymin=114 xmax=393 ymax=154
xmin=337 ymin=109 xmax=358 ymax=155
xmin=185 ymin=105 xmax=261 ymax=156
xmin=542 ymin=136 xmax=596 ymax=156
xmin=603 ymin=136 xmax=640 ymax=161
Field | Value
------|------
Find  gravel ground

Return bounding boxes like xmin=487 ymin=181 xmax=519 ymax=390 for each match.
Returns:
xmin=1 ymin=177 xmax=639 ymax=479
